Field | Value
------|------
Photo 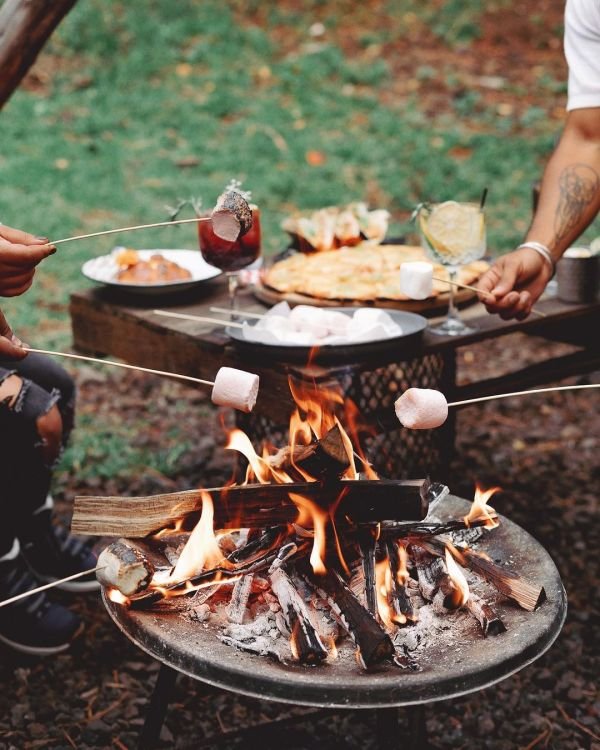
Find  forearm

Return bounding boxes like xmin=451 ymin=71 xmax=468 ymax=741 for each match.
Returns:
xmin=526 ymin=109 xmax=600 ymax=263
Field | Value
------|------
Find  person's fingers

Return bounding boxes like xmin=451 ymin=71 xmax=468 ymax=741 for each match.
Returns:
xmin=476 ymin=265 xmax=502 ymax=300
xmin=1 ymin=278 xmax=35 ymax=297
xmin=0 ymin=224 xmax=49 ymax=246
xmin=0 ymin=242 xmax=56 ymax=268
xmin=0 ymin=310 xmax=28 ymax=359
xmin=489 ymin=259 xmax=520 ymax=298
xmin=0 ymin=271 xmax=36 ymax=297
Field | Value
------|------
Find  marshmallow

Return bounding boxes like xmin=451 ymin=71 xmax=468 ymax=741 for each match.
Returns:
xmin=212 ymin=367 xmax=259 ymax=413
xmin=399 ymin=262 xmax=434 ymax=300
xmin=394 ymin=388 xmax=448 ymax=429
xmin=322 ymin=310 xmax=352 ymax=336
xmin=289 ymin=305 xmax=329 ymax=339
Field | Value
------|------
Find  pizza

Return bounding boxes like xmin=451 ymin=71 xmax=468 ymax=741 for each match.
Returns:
xmin=263 ymin=243 xmax=489 ymax=302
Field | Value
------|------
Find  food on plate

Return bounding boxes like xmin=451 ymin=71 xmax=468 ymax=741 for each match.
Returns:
xmin=211 ymin=190 xmax=253 ymax=242
xmin=399 ymin=261 xmax=434 ymax=300
xmin=263 ymin=243 xmax=488 ymax=302
xmin=114 ymin=249 xmax=192 ymax=284
xmin=282 ymin=202 xmax=390 ymax=253
xmin=211 ymin=367 xmax=260 ymax=413
xmin=394 ymin=388 xmax=449 ymax=429
xmin=241 ymin=302 xmax=403 ymax=346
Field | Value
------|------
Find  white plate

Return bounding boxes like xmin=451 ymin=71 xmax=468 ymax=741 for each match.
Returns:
xmin=81 ymin=248 xmax=222 ymax=295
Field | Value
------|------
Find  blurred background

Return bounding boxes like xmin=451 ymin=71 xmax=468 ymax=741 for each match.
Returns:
xmin=3 ymin=0 xmax=595 ymax=349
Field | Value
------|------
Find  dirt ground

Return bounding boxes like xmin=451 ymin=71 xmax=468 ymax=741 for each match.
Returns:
xmin=0 ymin=330 xmax=598 ymax=750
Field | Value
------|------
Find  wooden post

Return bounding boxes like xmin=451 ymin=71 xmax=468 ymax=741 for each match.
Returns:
xmin=0 ymin=0 xmax=79 ymax=110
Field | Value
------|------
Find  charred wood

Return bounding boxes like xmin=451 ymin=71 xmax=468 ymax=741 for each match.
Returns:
xmin=266 ymin=423 xmax=350 ymax=480
xmin=227 ymin=575 xmax=254 ymax=624
xmin=385 ymin=541 xmax=414 ymax=624
xmin=358 ymin=528 xmax=378 ymax=617
xmin=465 ymin=594 xmax=506 ymax=636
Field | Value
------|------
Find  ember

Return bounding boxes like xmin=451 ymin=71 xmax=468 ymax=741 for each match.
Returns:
xmin=80 ymin=377 xmax=548 ymax=672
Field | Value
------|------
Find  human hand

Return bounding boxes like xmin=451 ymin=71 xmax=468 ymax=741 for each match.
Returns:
xmin=0 ymin=309 xmax=28 ymax=359
xmin=0 ymin=225 xmax=56 ymax=297
xmin=477 ymin=248 xmax=552 ymax=320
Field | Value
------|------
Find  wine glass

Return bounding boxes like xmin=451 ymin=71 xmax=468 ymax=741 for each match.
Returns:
xmin=417 ymin=201 xmax=486 ymax=336
xmin=198 ymin=206 xmax=261 ymax=311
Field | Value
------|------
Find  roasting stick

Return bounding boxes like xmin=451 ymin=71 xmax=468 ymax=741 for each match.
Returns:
xmin=432 ymin=277 xmax=547 ymax=318
xmin=49 ymin=217 xmax=211 ymax=247
xmin=27 ymin=348 xmax=215 ymax=386
xmin=447 ymin=383 xmax=599 ymax=408
xmin=0 ymin=567 xmax=105 ymax=608
xmin=152 ymin=309 xmax=245 ymax=329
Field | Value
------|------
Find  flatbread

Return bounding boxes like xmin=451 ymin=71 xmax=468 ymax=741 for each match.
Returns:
xmin=264 ymin=243 xmax=489 ymax=302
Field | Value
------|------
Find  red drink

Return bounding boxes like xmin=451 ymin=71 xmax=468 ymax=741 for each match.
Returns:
xmin=198 ymin=207 xmax=261 ymax=272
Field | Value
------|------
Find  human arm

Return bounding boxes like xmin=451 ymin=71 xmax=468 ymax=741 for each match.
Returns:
xmin=0 ymin=224 xmax=56 ymax=297
xmin=478 ymin=107 xmax=600 ymax=319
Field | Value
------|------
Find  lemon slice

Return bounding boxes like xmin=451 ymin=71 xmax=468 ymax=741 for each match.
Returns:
xmin=419 ymin=201 xmax=484 ymax=256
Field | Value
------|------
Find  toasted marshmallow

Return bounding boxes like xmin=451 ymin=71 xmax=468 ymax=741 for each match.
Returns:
xmin=211 ymin=190 xmax=253 ymax=241
xmin=399 ymin=262 xmax=434 ymax=300
xmin=394 ymin=387 xmax=448 ymax=429
xmin=212 ymin=367 xmax=259 ymax=413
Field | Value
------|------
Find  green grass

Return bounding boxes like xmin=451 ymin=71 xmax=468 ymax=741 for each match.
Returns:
xmin=0 ymin=0 xmax=597 ymax=481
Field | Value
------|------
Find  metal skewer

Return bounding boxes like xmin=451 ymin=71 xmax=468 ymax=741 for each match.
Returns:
xmin=0 ymin=566 xmax=105 ymax=608
xmin=27 ymin=348 xmax=215 ymax=386
xmin=49 ymin=217 xmax=211 ymax=247
xmin=447 ymin=383 xmax=598 ymax=408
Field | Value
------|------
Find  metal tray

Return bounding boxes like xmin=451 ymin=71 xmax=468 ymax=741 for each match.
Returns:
xmin=226 ymin=307 xmax=427 ymax=364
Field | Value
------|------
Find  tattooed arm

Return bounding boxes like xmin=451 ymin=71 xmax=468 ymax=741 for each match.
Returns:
xmin=478 ymin=107 xmax=600 ymax=319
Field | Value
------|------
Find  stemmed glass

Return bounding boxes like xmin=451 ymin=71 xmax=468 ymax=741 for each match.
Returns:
xmin=198 ymin=205 xmax=261 ymax=311
xmin=416 ymin=201 xmax=486 ymax=336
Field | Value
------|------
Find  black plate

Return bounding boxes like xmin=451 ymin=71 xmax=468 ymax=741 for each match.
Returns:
xmin=226 ymin=307 xmax=427 ymax=363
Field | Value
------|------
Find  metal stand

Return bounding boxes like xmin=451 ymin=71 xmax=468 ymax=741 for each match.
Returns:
xmin=139 ymin=663 xmax=431 ymax=749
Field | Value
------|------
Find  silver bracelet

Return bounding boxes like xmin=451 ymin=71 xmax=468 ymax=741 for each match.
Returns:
xmin=516 ymin=241 xmax=556 ymax=278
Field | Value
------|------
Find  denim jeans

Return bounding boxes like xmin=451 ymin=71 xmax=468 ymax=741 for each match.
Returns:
xmin=0 ymin=353 xmax=75 ymax=553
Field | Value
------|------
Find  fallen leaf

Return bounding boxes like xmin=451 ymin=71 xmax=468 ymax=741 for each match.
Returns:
xmin=306 ymin=150 xmax=326 ymax=166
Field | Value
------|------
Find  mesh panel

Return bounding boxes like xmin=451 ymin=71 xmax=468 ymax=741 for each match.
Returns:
xmin=237 ymin=354 xmax=452 ymax=479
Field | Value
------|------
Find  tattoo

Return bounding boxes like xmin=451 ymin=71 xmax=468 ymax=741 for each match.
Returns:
xmin=554 ymin=164 xmax=600 ymax=244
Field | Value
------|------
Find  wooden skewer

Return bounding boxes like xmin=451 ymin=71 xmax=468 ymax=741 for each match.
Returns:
xmin=27 ymin=348 xmax=215 ymax=387
xmin=431 ymin=276 xmax=546 ymax=318
xmin=152 ymin=309 xmax=245 ymax=329
xmin=210 ymin=306 xmax=264 ymax=319
xmin=447 ymin=383 xmax=598 ymax=408
xmin=50 ymin=217 xmax=210 ymax=246
xmin=0 ymin=566 xmax=105 ymax=608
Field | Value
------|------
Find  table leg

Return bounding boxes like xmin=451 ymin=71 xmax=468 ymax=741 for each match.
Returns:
xmin=137 ymin=662 xmax=178 ymax=750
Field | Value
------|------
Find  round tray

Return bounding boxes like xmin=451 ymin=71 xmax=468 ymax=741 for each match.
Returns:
xmin=102 ymin=496 xmax=566 ymax=709
xmin=225 ymin=307 xmax=427 ymax=363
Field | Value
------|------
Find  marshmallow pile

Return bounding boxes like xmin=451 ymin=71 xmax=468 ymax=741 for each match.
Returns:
xmin=241 ymin=302 xmax=403 ymax=346
xmin=394 ymin=387 xmax=448 ymax=429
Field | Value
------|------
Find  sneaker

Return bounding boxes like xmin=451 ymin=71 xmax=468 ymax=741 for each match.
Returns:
xmin=19 ymin=507 xmax=100 ymax=593
xmin=0 ymin=540 xmax=84 ymax=655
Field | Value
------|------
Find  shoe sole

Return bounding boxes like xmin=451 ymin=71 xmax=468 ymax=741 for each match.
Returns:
xmin=0 ymin=622 xmax=84 ymax=656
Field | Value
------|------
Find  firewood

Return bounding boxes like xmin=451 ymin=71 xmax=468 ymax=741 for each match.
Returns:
xmin=385 ymin=541 xmax=414 ymax=624
xmin=358 ymin=528 xmax=378 ymax=617
xmin=465 ymin=594 xmax=506 ymax=636
xmin=72 ymin=478 xmax=430 ymax=537
xmin=301 ymin=563 xmax=394 ymax=669
xmin=411 ymin=546 xmax=446 ymax=602
xmin=266 ymin=423 xmax=350 ymax=480
xmin=227 ymin=575 xmax=254 ymax=625
xmin=269 ymin=567 xmax=328 ymax=664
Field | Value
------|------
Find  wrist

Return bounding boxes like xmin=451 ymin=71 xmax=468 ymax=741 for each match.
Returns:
xmin=516 ymin=241 xmax=556 ymax=278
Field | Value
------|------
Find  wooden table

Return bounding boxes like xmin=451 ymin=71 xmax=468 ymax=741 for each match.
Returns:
xmin=69 ymin=280 xmax=599 ymax=477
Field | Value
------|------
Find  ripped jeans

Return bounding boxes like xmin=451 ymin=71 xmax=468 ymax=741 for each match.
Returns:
xmin=0 ymin=353 xmax=75 ymax=554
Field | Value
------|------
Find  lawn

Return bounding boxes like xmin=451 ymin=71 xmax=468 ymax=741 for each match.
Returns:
xmin=0 ymin=0 xmax=597 ymax=480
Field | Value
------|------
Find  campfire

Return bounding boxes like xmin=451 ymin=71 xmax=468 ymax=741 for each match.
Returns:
xmin=75 ymin=378 xmax=546 ymax=672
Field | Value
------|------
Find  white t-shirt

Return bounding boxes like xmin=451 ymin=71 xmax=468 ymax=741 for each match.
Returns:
xmin=565 ymin=0 xmax=600 ymax=110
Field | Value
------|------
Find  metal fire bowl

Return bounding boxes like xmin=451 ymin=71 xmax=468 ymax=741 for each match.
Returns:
xmin=102 ymin=495 xmax=566 ymax=709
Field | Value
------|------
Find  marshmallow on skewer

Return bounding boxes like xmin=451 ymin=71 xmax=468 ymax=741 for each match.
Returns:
xmin=394 ymin=387 xmax=448 ymax=429
xmin=211 ymin=190 xmax=253 ymax=242
xmin=211 ymin=367 xmax=260 ymax=413
xmin=399 ymin=261 xmax=434 ymax=300
xmin=97 ymin=541 xmax=155 ymax=597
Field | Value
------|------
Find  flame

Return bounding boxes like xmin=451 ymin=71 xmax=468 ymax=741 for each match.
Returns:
xmin=327 ymin=637 xmax=338 ymax=661
xmin=226 ymin=429 xmax=274 ymax=484
xmin=169 ymin=491 xmax=232 ymax=583
xmin=396 ymin=543 xmax=409 ymax=586
xmin=343 ymin=398 xmax=379 ymax=480
xmin=107 ymin=588 xmax=129 ymax=605
xmin=464 ymin=485 xmax=501 ymax=529
xmin=290 ymin=493 xmax=328 ymax=574
xmin=445 ymin=548 xmax=470 ymax=607
xmin=375 ymin=556 xmax=396 ymax=630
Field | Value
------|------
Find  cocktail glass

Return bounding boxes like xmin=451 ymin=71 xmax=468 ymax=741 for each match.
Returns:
xmin=417 ymin=201 xmax=486 ymax=336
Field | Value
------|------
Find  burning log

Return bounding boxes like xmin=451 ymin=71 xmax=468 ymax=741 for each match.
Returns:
xmin=301 ymin=563 xmax=394 ymax=669
xmin=72 ymin=478 xmax=431 ymax=537
xmin=269 ymin=566 xmax=328 ymax=664
xmin=358 ymin=528 xmax=378 ymax=617
xmin=266 ymin=423 xmax=350 ymax=480
xmin=385 ymin=541 xmax=414 ymax=624
xmin=411 ymin=546 xmax=446 ymax=602
xmin=465 ymin=594 xmax=506 ymax=637
xmin=227 ymin=575 xmax=254 ymax=624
